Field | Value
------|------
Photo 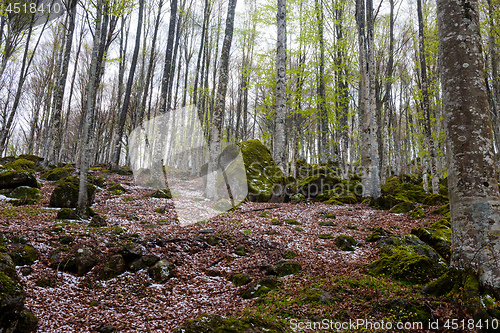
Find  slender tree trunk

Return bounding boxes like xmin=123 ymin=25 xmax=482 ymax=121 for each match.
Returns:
xmin=274 ymin=0 xmax=287 ymax=171
xmin=437 ymin=0 xmax=500 ymax=293
xmin=315 ymin=0 xmax=327 ymax=163
xmin=77 ymin=0 xmax=105 ymax=217
xmin=111 ymin=0 xmax=144 ymax=166
xmin=206 ymin=0 xmax=237 ymax=199
xmin=417 ymin=0 xmax=439 ymax=194
xmin=159 ymin=0 xmax=178 ymax=114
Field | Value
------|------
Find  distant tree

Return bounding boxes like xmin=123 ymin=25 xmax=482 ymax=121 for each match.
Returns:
xmin=437 ymin=0 xmax=500 ymax=292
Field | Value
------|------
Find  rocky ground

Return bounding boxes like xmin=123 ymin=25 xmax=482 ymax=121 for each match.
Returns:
xmin=0 ymin=167 xmax=479 ymax=333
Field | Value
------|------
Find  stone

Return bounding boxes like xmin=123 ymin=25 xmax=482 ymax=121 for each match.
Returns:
xmin=56 ymin=208 xmax=80 ymax=220
xmin=60 ymin=235 xmax=74 ymax=245
xmin=234 ymin=244 xmax=246 ymax=256
xmin=10 ymin=246 xmax=37 ymax=266
xmin=411 ymin=223 xmax=451 ymax=261
xmin=302 ymin=288 xmax=331 ymax=303
xmin=89 ymin=215 xmax=107 ymax=227
xmin=130 ymin=254 xmax=160 ymax=271
xmin=49 ymin=176 xmax=96 ymax=208
xmin=232 ymin=273 xmax=251 ymax=287
xmin=173 ymin=314 xmax=285 ymax=333
xmin=267 ymin=261 xmax=301 ymax=277
xmin=100 ymin=254 xmax=126 ymax=280
xmin=0 ymin=170 xmax=38 ymax=190
xmin=410 ymin=207 xmax=426 ymax=219
xmin=21 ymin=267 xmax=33 ymax=276
xmin=75 ymin=248 xmax=97 ymax=276
xmin=365 ymin=227 xmax=389 ymax=242
xmin=241 ymin=276 xmax=280 ymax=299
xmin=13 ymin=310 xmax=38 ymax=333
xmin=283 ymin=250 xmax=297 ymax=259
xmin=42 ymin=167 xmax=70 ymax=181
xmin=119 ymin=242 xmax=143 ymax=262
xmin=335 ymin=235 xmax=356 ymax=251
xmin=148 ymin=260 xmax=174 ymax=283
xmin=7 ymin=186 xmax=43 ymax=204
xmin=389 ymin=201 xmax=416 ymax=214
xmin=422 ymin=194 xmax=448 ymax=206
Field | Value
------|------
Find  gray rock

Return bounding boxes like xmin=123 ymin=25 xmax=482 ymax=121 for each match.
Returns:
xmin=100 ymin=254 xmax=126 ymax=280
xmin=302 ymin=288 xmax=331 ymax=303
xmin=148 ymin=260 xmax=174 ymax=283
xmin=89 ymin=215 xmax=107 ymax=227
xmin=75 ymin=248 xmax=97 ymax=276
xmin=119 ymin=243 xmax=143 ymax=262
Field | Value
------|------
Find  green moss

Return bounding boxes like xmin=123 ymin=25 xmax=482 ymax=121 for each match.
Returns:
xmin=237 ymin=139 xmax=284 ymax=202
xmin=173 ymin=314 xmax=284 ymax=333
xmin=242 ymin=276 xmax=281 ymax=299
xmin=267 ymin=261 xmax=301 ymax=277
xmin=433 ymin=218 xmax=451 ymax=229
xmin=259 ymin=210 xmax=271 ymax=218
xmin=122 ymin=197 xmax=134 ymax=202
xmin=432 ymin=203 xmax=450 ymax=216
xmin=325 ymin=198 xmax=344 ymax=205
xmin=319 ymin=221 xmax=337 ymax=226
xmin=335 ymin=235 xmax=356 ymax=251
xmin=319 ymin=212 xmax=336 ymax=219
xmin=42 ymin=167 xmax=70 ymax=181
xmin=56 ymin=208 xmax=79 ymax=220
xmin=271 ymin=218 xmax=282 ymax=225
xmin=8 ymin=186 xmax=43 ymax=202
xmin=284 ymin=219 xmax=300 ymax=225
xmin=423 ymin=194 xmax=449 ymax=206
xmin=234 ymin=244 xmax=246 ymax=256
xmin=290 ymin=193 xmax=305 ymax=203
xmin=232 ymin=273 xmax=250 ymax=287
xmin=390 ymin=201 xmax=416 ymax=214
xmin=410 ymin=207 xmax=426 ymax=219
xmin=49 ymin=176 xmax=95 ymax=208
xmin=88 ymin=175 xmax=107 ymax=188
xmin=10 ymin=246 xmax=37 ymax=266
xmin=318 ymin=234 xmax=335 ymax=239
xmin=283 ymin=250 xmax=297 ymax=259
xmin=366 ymin=227 xmax=389 ymax=242
xmin=411 ymin=223 xmax=451 ymax=261
xmin=3 ymin=159 xmax=35 ymax=171
xmin=369 ymin=195 xmax=404 ymax=210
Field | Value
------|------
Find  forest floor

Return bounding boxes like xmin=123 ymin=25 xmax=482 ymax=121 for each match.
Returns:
xmin=0 ymin=170 xmax=471 ymax=332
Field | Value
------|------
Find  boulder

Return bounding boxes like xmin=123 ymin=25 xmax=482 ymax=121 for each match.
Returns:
xmin=2 ymin=159 xmax=35 ymax=172
xmin=0 ymin=170 xmax=38 ymax=190
xmin=410 ymin=207 xmax=426 ymax=219
xmin=10 ymin=246 xmax=37 ymax=266
xmin=49 ymin=176 xmax=96 ymax=208
xmin=49 ymin=250 xmax=76 ymax=273
xmin=365 ymin=227 xmax=390 ymax=242
xmin=335 ymin=235 xmax=357 ymax=251
xmin=119 ymin=243 xmax=143 ymax=262
xmin=369 ymin=234 xmax=448 ymax=283
xmin=42 ymin=167 xmax=70 ymax=181
xmin=89 ymin=215 xmax=107 ymax=227
xmin=423 ymin=194 xmax=449 ymax=206
xmin=242 ymin=276 xmax=280 ymax=299
xmin=7 ymin=186 xmax=43 ymax=204
xmin=56 ymin=208 xmax=80 ymax=220
xmin=0 ymin=253 xmax=37 ymax=333
xmin=148 ymin=260 xmax=174 ymax=283
xmin=129 ymin=254 xmax=160 ymax=271
xmin=237 ymin=139 xmax=284 ymax=202
xmin=232 ymin=273 xmax=250 ymax=287
xmin=267 ymin=260 xmax=301 ymax=277
xmin=389 ymin=201 xmax=416 ymax=214
xmin=100 ymin=254 xmax=126 ymax=280
xmin=75 ymin=248 xmax=97 ymax=276
xmin=411 ymin=221 xmax=451 ymax=261
xmin=298 ymin=174 xmax=341 ymax=199
xmin=302 ymin=288 xmax=331 ymax=303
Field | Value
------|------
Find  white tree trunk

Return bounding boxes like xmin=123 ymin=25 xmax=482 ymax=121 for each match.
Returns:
xmin=274 ymin=0 xmax=287 ymax=172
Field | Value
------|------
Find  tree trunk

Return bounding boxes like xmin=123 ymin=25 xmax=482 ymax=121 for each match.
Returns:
xmin=206 ymin=0 xmax=237 ymax=199
xmin=111 ymin=0 xmax=144 ymax=166
xmin=417 ymin=0 xmax=439 ymax=194
xmin=437 ymin=0 xmax=500 ymax=292
xmin=274 ymin=0 xmax=287 ymax=171
xmin=315 ymin=0 xmax=327 ymax=163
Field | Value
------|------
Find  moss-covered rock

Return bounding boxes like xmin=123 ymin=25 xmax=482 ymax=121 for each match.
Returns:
xmin=411 ymin=223 xmax=451 ymax=261
xmin=410 ymin=207 xmax=426 ymax=219
xmin=49 ymin=250 xmax=76 ymax=273
xmin=422 ymin=194 xmax=448 ymax=206
xmin=75 ymin=248 xmax=97 ymax=276
xmin=173 ymin=314 xmax=285 ymax=333
xmin=335 ymin=235 xmax=356 ymax=251
xmin=366 ymin=227 xmax=390 ymax=242
xmin=283 ymin=250 xmax=297 ymax=259
xmin=369 ymin=195 xmax=404 ymax=210
xmin=151 ymin=188 xmax=172 ymax=199
xmin=7 ymin=186 xmax=43 ymax=203
xmin=318 ymin=234 xmax=335 ymax=239
xmin=0 ymin=253 xmax=29 ymax=333
xmin=267 ymin=260 xmax=301 ymax=277
xmin=88 ymin=175 xmax=107 ymax=188
xmin=302 ymin=288 xmax=332 ymax=303
xmin=10 ymin=246 xmax=37 ymax=266
xmin=242 ymin=276 xmax=280 ymax=299
xmin=42 ymin=167 xmax=70 ymax=181
xmin=3 ymin=159 xmax=35 ymax=172
xmin=56 ymin=208 xmax=79 ymax=220
xmin=298 ymin=174 xmax=341 ymax=199
xmin=49 ymin=176 xmax=96 ymax=208
xmin=284 ymin=219 xmax=300 ymax=225
xmin=290 ymin=193 xmax=305 ymax=203
xmin=14 ymin=309 xmax=38 ymax=333
xmin=234 ymin=244 xmax=246 ymax=256
xmin=369 ymin=234 xmax=448 ymax=283
xmin=232 ymin=273 xmax=250 ymax=287
xmin=237 ymin=139 xmax=284 ymax=202
xmin=109 ymin=183 xmax=126 ymax=195
xmin=89 ymin=215 xmax=107 ymax=227
xmin=0 ymin=170 xmax=38 ymax=190
xmin=389 ymin=201 xmax=416 ymax=214
xmin=432 ymin=203 xmax=450 ymax=216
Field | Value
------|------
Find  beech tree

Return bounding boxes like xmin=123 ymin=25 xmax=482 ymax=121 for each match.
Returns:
xmin=273 ymin=0 xmax=286 ymax=172
xmin=437 ymin=0 xmax=500 ymax=292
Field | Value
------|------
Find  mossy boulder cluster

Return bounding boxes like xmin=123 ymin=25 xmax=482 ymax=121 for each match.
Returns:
xmin=0 ymin=155 xmax=42 ymax=205
xmin=411 ymin=218 xmax=451 ymax=260
xmin=368 ymin=234 xmax=448 ymax=283
xmin=0 ymin=253 xmax=38 ymax=333
xmin=173 ymin=314 xmax=285 ymax=333
xmin=371 ymin=176 xmax=449 ymax=215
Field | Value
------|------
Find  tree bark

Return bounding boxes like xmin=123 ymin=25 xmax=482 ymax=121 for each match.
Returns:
xmin=274 ymin=0 xmax=287 ymax=171
xmin=437 ymin=0 xmax=500 ymax=292
xmin=417 ymin=0 xmax=439 ymax=194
